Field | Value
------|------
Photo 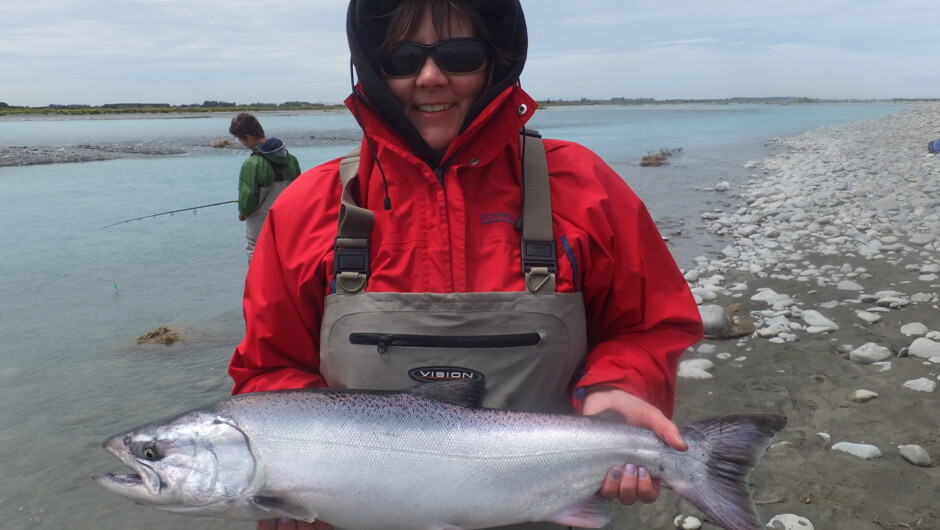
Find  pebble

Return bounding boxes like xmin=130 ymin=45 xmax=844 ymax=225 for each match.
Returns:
xmin=908 ymin=337 xmax=940 ymax=359
xmin=849 ymin=389 xmax=878 ymax=403
xmin=898 ymin=445 xmax=932 ymax=467
xmin=903 ymin=378 xmax=937 ymax=392
xmin=876 ymin=296 xmax=910 ymax=309
xmin=801 ymin=310 xmax=838 ymax=333
xmin=696 ymin=343 xmax=718 ymax=354
xmin=699 ymin=305 xmax=730 ymax=337
xmin=673 ymin=514 xmax=702 ymax=529
xmin=766 ymin=514 xmax=815 ymax=529
xmin=848 ymin=343 xmax=892 ymax=365
xmin=837 ymin=280 xmax=864 ymax=291
xmin=831 ymin=442 xmax=882 ymax=459
xmin=900 ymin=322 xmax=929 ymax=336
xmin=854 ymin=310 xmax=881 ymax=323
xmin=678 ymin=359 xmax=715 ymax=379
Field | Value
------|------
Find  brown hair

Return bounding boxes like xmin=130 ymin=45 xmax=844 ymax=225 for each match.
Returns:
xmin=377 ymin=0 xmax=511 ymax=72
xmin=229 ymin=113 xmax=265 ymax=140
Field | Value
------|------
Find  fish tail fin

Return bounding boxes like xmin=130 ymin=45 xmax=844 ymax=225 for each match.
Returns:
xmin=668 ymin=414 xmax=787 ymax=530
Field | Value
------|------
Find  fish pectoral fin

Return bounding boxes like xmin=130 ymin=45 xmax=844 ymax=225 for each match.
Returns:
xmin=249 ymin=496 xmax=319 ymax=523
xmin=547 ymin=495 xmax=610 ymax=528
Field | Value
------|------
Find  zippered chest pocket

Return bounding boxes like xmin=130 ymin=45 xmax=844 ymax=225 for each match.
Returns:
xmin=349 ymin=332 xmax=541 ymax=354
xmin=319 ymin=291 xmax=588 ymax=412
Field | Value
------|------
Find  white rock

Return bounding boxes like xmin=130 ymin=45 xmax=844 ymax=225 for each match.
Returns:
xmin=848 ymin=343 xmax=892 ymax=365
xmin=903 ymin=378 xmax=937 ymax=392
xmin=877 ymin=296 xmax=910 ymax=309
xmin=801 ymin=310 xmax=839 ymax=333
xmin=674 ymin=514 xmax=703 ymax=529
xmin=818 ymin=432 xmax=831 ymax=442
xmin=757 ymin=314 xmax=794 ymax=338
xmin=766 ymin=513 xmax=815 ymax=529
xmin=691 ymin=287 xmax=718 ymax=301
xmin=855 ymin=310 xmax=881 ymax=323
xmin=910 ymin=233 xmax=937 ymax=246
xmin=832 ymin=442 xmax=882 ymax=459
xmin=871 ymin=361 xmax=892 ymax=372
xmin=898 ymin=445 xmax=932 ymax=467
xmin=699 ymin=305 xmax=730 ymax=336
xmin=684 ymin=270 xmax=701 ymax=283
xmin=697 ymin=343 xmax=718 ymax=354
xmin=837 ymin=280 xmax=864 ymax=291
xmin=909 ymin=337 xmax=940 ymax=359
xmin=678 ymin=359 xmax=715 ymax=379
xmin=900 ymin=322 xmax=929 ymax=336
xmin=716 ymin=352 xmax=732 ymax=360
xmin=850 ymin=390 xmax=879 ymax=403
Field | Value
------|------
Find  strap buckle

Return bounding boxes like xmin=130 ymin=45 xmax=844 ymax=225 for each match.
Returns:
xmin=333 ymin=237 xmax=369 ymax=294
xmin=521 ymin=239 xmax=557 ymax=275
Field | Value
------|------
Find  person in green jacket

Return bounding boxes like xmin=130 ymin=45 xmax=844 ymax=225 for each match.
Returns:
xmin=229 ymin=112 xmax=302 ymax=260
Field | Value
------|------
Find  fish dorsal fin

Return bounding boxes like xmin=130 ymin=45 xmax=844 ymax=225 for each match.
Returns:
xmin=249 ymin=496 xmax=319 ymax=523
xmin=547 ymin=494 xmax=610 ymax=528
xmin=409 ymin=379 xmax=486 ymax=409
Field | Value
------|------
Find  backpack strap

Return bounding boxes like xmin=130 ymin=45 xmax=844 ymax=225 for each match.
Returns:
xmin=334 ymin=146 xmax=371 ymax=294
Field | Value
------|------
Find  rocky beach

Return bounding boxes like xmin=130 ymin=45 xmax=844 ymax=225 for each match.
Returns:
xmin=615 ymin=103 xmax=940 ymax=530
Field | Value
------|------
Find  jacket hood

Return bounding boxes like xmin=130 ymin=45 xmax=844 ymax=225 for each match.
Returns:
xmin=346 ymin=0 xmax=527 ymax=165
xmin=255 ymin=137 xmax=289 ymax=163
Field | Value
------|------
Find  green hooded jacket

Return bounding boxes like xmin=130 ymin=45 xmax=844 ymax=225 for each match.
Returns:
xmin=238 ymin=137 xmax=301 ymax=217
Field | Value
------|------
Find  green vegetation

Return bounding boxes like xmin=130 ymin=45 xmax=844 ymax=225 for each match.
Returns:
xmin=536 ymin=96 xmax=939 ymax=107
xmin=0 ymin=100 xmax=345 ymax=116
xmin=4 ymin=96 xmax=937 ymax=117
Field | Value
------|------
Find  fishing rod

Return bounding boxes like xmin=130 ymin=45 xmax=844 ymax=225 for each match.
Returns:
xmin=100 ymin=200 xmax=238 ymax=229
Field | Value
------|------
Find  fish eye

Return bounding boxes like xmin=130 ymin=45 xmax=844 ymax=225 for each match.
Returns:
xmin=139 ymin=442 xmax=162 ymax=461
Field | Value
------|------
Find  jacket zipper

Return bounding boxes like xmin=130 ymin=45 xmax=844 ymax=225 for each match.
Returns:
xmin=349 ymin=332 xmax=541 ymax=354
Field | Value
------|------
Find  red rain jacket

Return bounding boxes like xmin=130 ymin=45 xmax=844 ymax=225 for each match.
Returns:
xmin=229 ymin=85 xmax=703 ymax=416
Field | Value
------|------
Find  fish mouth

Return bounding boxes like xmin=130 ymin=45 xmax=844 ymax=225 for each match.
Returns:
xmin=92 ymin=437 xmax=163 ymax=500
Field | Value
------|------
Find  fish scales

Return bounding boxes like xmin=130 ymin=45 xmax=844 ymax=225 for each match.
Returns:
xmin=93 ymin=380 xmax=786 ymax=530
xmin=221 ymin=391 xmax=645 ymax=527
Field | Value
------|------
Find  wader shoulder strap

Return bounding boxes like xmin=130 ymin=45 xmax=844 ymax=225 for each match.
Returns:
xmin=520 ymin=129 xmax=556 ymax=293
xmin=332 ymin=131 xmax=557 ymax=294
xmin=334 ymin=146 xmax=370 ymax=294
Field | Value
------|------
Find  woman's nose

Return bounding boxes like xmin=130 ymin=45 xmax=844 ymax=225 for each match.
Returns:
xmin=415 ymin=56 xmax=447 ymax=86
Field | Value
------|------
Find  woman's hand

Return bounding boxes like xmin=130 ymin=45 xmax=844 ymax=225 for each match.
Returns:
xmin=581 ymin=387 xmax=687 ymax=505
xmin=257 ymin=518 xmax=332 ymax=530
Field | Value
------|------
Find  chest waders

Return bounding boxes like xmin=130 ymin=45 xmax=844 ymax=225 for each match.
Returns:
xmin=320 ymin=130 xmax=588 ymax=415
xmin=245 ymin=157 xmax=289 ymax=260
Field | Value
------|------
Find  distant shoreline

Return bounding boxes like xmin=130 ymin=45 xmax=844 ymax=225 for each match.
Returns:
xmin=2 ymin=97 xmax=935 ymax=118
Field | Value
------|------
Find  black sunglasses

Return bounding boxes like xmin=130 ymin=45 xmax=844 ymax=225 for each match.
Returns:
xmin=380 ymin=37 xmax=488 ymax=78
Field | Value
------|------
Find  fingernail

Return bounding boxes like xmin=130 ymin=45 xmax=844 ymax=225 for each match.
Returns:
xmin=624 ymin=463 xmax=636 ymax=476
xmin=609 ymin=466 xmax=623 ymax=481
xmin=638 ymin=467 xmax=649 ymax=479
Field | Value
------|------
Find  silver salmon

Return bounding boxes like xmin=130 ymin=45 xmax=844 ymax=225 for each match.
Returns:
xmin=92 ymin=380 xmax=786 ymax=530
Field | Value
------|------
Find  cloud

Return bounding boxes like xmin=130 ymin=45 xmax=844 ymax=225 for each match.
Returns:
xmin=2 ymin=0 xmax=938 ymax=105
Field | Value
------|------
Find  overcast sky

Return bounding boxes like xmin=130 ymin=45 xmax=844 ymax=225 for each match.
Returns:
xmin=1 ymin=0 xmax=936 ymax=107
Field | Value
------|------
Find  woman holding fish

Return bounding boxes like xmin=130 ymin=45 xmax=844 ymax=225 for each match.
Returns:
xmin=229 ymin=0 xmax=703 ymax=528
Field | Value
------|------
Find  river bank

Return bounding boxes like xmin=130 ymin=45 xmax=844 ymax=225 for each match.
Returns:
xmin=615 ymin=103 xmax=940 ymax=529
